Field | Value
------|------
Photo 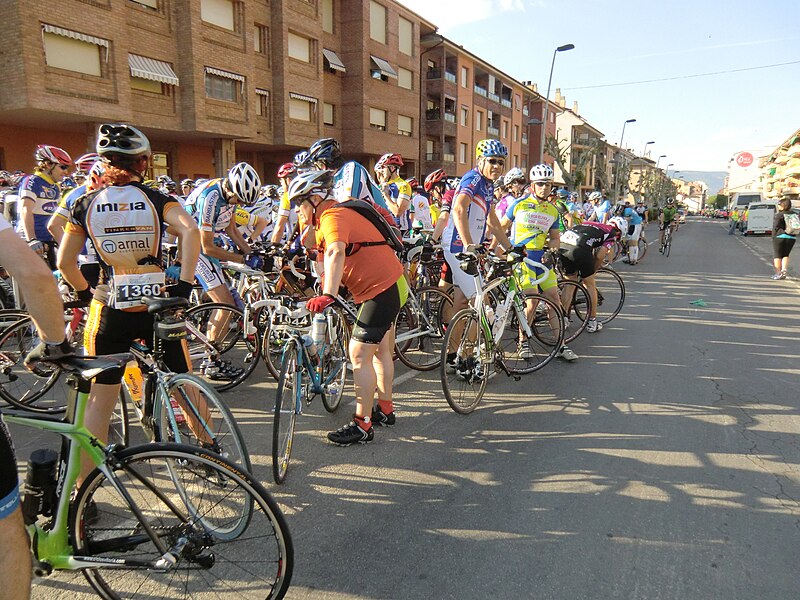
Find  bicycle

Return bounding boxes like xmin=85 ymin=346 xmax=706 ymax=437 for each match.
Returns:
xmin=270 ymin=301 xmax=349 ymax=483
xmin=440 ymin=251 xmax=564 ymax=414
xmin=660 ymin=222 xmax=674 ymax=257
xmin=4 ymin=352 xmax=293 ymax=599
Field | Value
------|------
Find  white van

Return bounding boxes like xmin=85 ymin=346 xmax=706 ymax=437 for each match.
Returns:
xmin=729 ymin=192 xmax=763 ymax=212
xmin=743 ymin=202 xmax=776 ymax=235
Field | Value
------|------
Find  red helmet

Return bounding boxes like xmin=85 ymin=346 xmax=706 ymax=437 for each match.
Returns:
xmin=407 ymin=177 xmax=419 ymax=189
xmin=424 ymin=169 xmax=447 ymax=192
xmin=74 ymin=152 xmax=100 ymax=172
xmin=277 ymin=162 xmax=296 ymax=178
xmin=35 ymin=145 xmax=72 ymax=166
xmin=375 ymin=153 xmax=404 ymax=171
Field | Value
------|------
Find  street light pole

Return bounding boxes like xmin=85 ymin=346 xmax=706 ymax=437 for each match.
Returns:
xmin=613 ymin=118 xmax=636 ymax=202
xmin=539 ymin=43 xmax=574 ymax=164
xmin=656 ymin=154 xmax=666 ymax=170
xmin=642 ymin=141 xmax=654 ymax=158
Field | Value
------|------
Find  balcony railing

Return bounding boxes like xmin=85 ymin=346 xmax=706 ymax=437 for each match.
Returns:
xmin=426 ymin=68 xmax=442 ymax=79
xmin=444 ymin=71 xmax=457 ymax=83
xmin=488 ymin=93 xmax=500 ymax=103
xmin=426 ymin=152 xmax=441 ymax=161
xmin=443 ymin=153 xmax=455 ymax=162
xmin=501 ymin=99 xmax=512 ymax=108
xmin=487 ymin=126 xmax=500 ymax=136
xmin=474 ymin=86 xmax=488 ymax=97
xmin=426 ymin=108 xmax=441 ymax=120
xmin=444 ymin=112 xmax=456 ymax=123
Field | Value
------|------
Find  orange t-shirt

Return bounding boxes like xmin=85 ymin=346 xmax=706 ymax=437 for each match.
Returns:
xmin=315 ymin=205 xmax=403 ymax=304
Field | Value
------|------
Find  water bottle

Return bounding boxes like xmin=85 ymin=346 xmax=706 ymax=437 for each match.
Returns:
xmin=301 ymin=334 xmax=318 ymax=360
xmin=310 ymin=313 xmax=327 ymax=355
xmin=484 ymin=304 xmax=495 ymax=325
xmin=123 ymin=361 xmax=144 ymax=410
xmin=20 ymin=448 xmax=58 ymax=525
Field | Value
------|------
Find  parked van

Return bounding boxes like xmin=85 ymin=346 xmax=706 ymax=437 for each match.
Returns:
xmin=729 ymin=192 xmax=763 ymax=212
xmin=742 ymin=202 xmax=776 ymax=235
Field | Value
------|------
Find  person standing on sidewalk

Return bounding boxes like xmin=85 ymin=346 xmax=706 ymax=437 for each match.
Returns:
xmin=728 ymin=207 xmax=739 ymax=235
xmin=771 ymin=198 xmax=796 ymax=280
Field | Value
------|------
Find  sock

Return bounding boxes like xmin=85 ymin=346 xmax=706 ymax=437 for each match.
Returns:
xmin=377 ymin=399 xmax=394 ymax=414
xmin=354 ymin=414 xmax=372 ymax=431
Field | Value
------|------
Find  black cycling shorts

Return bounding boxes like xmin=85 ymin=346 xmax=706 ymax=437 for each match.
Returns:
xmin=0 ymin=416 xmax=19 ymax=520
xmin=559 ymin=246 xmax=597 ymax=278
xmin=352 ymin=280 xmax=405 ymax=344
xmin=84 ymin=301 xmax=190 ymax=385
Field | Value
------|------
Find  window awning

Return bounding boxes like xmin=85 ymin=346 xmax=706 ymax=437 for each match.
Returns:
xmin=42 ymin=24 xmax=109 ymax=48
xmin=255 ymin=88 xmax=269 ymax=96
xmin=289 ymin=92 xmax=317 ymax=104
xmin=322 ymin=49 xmax=346 ymax=73
xmin=205 ymin=67 xmax=245 ymax=82
xmin=370 ymin=55 xmax=398 ymax=79
xmin=128 ymin=54 xmax=179 ymax=85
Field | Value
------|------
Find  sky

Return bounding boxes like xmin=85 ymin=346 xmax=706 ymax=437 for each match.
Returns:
xmin=398 ymin=0 xmax=800 ymax=174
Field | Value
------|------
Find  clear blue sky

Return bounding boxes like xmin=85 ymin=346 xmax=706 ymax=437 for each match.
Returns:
xmin=399 ymin=0 xmax=800 ymax=173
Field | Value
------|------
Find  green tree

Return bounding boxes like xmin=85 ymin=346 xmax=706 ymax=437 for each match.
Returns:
xmin=712 ymin=194 xmax=728 ymax=209
xmin=544 ymin=134 xmax=602 ymax=191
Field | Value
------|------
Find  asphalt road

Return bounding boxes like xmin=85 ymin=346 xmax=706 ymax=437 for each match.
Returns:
xmin=24 ymin=217 xmax=800 ymax=599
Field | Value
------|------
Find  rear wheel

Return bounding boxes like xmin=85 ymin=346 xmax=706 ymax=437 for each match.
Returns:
xmin=557 ymin=280 xmax=591 ymax=343
xmin=587 ymin=268 xmax=625 ymax=324
xmin=440 ymin=309 xmax=489 ymax=415
xmin=394 ymin=286 xmax=452 ymax=371
xmin=507 ymin=293 xmax=564 ymax=375
xmin=273 ymin=344 xmax=300 ymax=484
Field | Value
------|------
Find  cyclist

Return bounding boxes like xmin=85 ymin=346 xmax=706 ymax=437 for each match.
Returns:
xmin=183 ymin=162 xmax=262 ymax=380
xmin=622 ymin=201 xmax=644 ymax=265
xmin=18 ymin=145 xmax=73 ymax=269
xmin=374 ymin=153 xmax=412 ymax=232
xmin=587 ymin=190 xmax=612 ymax=224
xmin=659 ymin=198 xmax=678 ymax=251
xmin=558 ymin=216 xmax=624 ymax=333
xmin=635 ymin=200 xmax=648 ymax=225
xmin=72 ymin=152 xmax=100 ymax=186
xmin=270 ymin=162 xmax=298 ymax=244
xmin=497 ymin=167 xmax=526 ymax=221
xmin=56 ymin=123 xmax=200 ymax=485
xmin=425 ymin=169 xmax=454 ymax=293
xmin=501 ymin=164 xmax=577 ymax=361
xmin=287 ymin=170 xmax=406 ymax=446
xmin=406 ymin=177 xmax=433 ymax=230
xmin=442 ymin=139 xmax=513 ymax=369
xmin=180 ymin=178 xmax=196 ymax=199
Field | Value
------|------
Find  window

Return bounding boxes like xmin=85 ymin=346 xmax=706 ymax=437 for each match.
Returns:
xmin=43 ymin=29 xmax=106 ymax=77
xmin=475 ymin=110 xmax=483 ymax=131
xmin=460 ymin=106 xmax=468 ymax=127
xmin=130 ymin=0 xmax=158 ymax=8
xmin=255 ymin=89 xmax=270 ymax=119
xmin=201 ymin=0 xmax=235 ymax=31
xmin=254 ymin=25 xmax=268 ymax=54
xmin=550 ymin=111 xmax=555 ymax=123
xmin=288 ymin=32 xmax=311 ymax=63
xmin=149 ymin=152 xmax=170 ymax=181
xmin=398 ymin=114 xmax=413 ymax=136
xmin=513 ymin=124 xmax=519 ymax=142
xmin=323 ymin=102 xmax=335 ymax=125
xmin=370 ymin=55 xmax=397 ymax=82
xmin=128 ymin=54 xmax=178 ymax=93
xmin=322 ymin=0 xmax=334 ymax=33
xmin=131 ymin=78 xmax=163 ymax=93
xmin=513 ymin=154 xmax=519 ymax=166
xmin=369 ymin=1 xmax=386 ymax=44
xmin=398 ymin=67 xmax=413 ymax=90
xmin=514 ymin=93 xmax=521 ymax=110
xmin=502 ymin=120 xmax=508 ymax=139
xmin=459 ymin=143 xmax=468 ymax=164
xmin=204 ymin=68 xmax=243 ymax=102
xmin=289 ymin=96 xmax=315 ymax=121
xmin=398 ymin=16 xmax=413 ymax=55
xmin=461 ymin=66 xmax=469 ymax=88
xmin=369 ymin=107 xmax=387 ymax=131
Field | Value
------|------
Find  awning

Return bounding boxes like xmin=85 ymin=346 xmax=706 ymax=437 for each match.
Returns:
xmin=289 ymin=92 xmax=317 ymax=104
xmin=255 ymin=88 xmax=269 ymax=96
xmin=128 ymin=54 xmax=179 ymax=85
xmin=42 ymin=24 xmax=108 ymax=48
xmin=322 ymin=49 xmax=346 ymax=73
xmin=370 ymin=55 xmax=398 ymax=79
xmin=205 ymin=66 xmax=245 ymax=82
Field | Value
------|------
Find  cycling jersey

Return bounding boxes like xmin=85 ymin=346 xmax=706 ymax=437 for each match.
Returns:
xmin=383 ymin=176 xmax=412 ymax=231
xmin=185 ymin=179 xmax=235 ymax=233
xmin=441 ymin=168 xmax=494 ymax=254
xmin=495 ymin=193 xmax=515 ymax=222
xmin=409 ymin=193 xmax=433 ymax=229
xmin=439 ymin=189 xmax=455 ymax=214
xmin=560 ymin=222 xmax=617 ymax=251
xmin=333 ymin=161 xmax=388 ymax=211
xmin=505 ymin=196 xmax=560 ymax=250
xmin=623 ymin=207 xmax=643 ymax=225
xmin=52 ymin=183 xmax=98 ymax=264
xmin=661 ymin=207 xmax=677 ymax=223
xmin=17 ymin=171 xmax=60 ymax=241
xmin=593 ymin=199 xmax=612 ymax=223
xmin=237 ymin=203 xmax=272 ymax=241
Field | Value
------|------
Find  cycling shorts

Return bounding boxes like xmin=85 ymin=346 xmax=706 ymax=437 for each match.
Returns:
xmin=627 ymin=223 xmax=642 ymax=242
xmin=559 ymin=246 xmax=597 ymax=278
xmin=443 ymin=249 xmax=481 ymax=299
xmin=517 ymin=249 xmax=557 ymax=291
xmin=659 ymin=221 xmax=675 ymax=231
xmin=195 ymin=254 xmax=227 ymax=291
xmin=0 ymin=416 xmax=20 ymax=520
xmin=84 ymin=300 xmax=190 ymax=385
xmin=352 ymin=277 xmax=408 ymax=344
xmin=439 ymin=260 xmax=453 ymax=285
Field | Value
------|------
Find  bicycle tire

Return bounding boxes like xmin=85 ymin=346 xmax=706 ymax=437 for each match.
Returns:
xmin=261 ymin=299 xmax=312 ymax=382
xmin=440 ymin=308 xmax=489 ymax=415
xmin=557 ymin=280 xmax=591 ymax=343
xmin=637 ymin=237 xmax=648 ymax=261
xmin=273 ymin=343 xmax=299 ymax=484
xmin=507 ymin=292 xmax=564 ymax=375
xmin=155 ymin=373 xmax=251 ymax=472
xmin=592 ymin=267 xmax=626 ymax=324
xmin=110 ymin=390 xmax=130 ymax=448
xmin=320 ymin=306 xmax=349 ymax=413
xmin=185 ymin=302 xmax=260 ymax=392
xmin=663 ymin=236 xmax=671 ymax=257
xmin=71 ymin=443 xmax=293 ymax=600
xmin=394 ymin=286 xmax=452 ymax=371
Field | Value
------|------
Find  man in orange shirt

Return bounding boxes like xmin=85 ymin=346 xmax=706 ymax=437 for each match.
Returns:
xmin=287 ymin=170 xmax=407 ymax=446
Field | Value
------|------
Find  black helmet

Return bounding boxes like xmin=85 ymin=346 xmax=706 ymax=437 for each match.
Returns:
xmin=308 ymin=138 xmax=342 ymax=168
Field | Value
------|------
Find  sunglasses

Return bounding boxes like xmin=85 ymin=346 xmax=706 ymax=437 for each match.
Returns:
xmin=533 ymin=181 xmax=552 ymax=187
xmin=485 ymin=158 xmax=505 ymax=166
xmin=57 ymin=164 xmax=70 ymax=170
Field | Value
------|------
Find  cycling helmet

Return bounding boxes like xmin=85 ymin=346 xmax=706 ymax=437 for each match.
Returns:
xmin=96 ymin=123 xmax=151 ymax=156
xmin=588 ymin=191 xmax=603 ymax=202
xmin=529 ymin=164 xmax=554 ymax=183
xmin=286 ymin=169 xmax=333 ymax=205
xmin=227 ymin=162 xmax=261 ymax=205
xmin=0 ymin=171 xmax=10 ymax=186
xmin=503 ymin=167 xmax=526 ymax=187
xmin=263 ymin=184 xmax=279 ymax=199
xmin=307 ymin=138 xmax=342 ymax=167
xmin=74 ymin=152 xmax=100 ymax=172
xmin=180 ymin=178 xmax=195 ymax=188
xmin=666 ymin=198 xmax=675 ymax=205
xmin=157 ymin=175 xmax=173 ymax=185
xmin=277 ymin=162 xmax=297 ymax=178
xmin=556 ymin=187 xmax=569 ymax=199
xmin=407 ymin=177 xmax=419 ymax=189
xmin=35 ymin=145 xmax=72 ymax=166
xmin=475 ymin=139 xmax=508 ymax=158
xmin=375 ymin=153 xmax=404 ymax=171
xmin=608 ymin=217 xmax=627 ymax=232
xmin=293 ymin=151 xmax=311 ymax=167
xmin=424 ymin=169 xmax=447 ymax=192
xmin=164 ymin=180 xmax=178 ymax=193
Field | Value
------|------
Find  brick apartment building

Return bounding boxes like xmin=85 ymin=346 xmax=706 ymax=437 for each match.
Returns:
xmin=0 ymin=0 xmax=433 ymax=182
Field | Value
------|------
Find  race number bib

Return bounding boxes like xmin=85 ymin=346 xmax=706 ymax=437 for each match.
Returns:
xmin=110 ymin=271 xmax=165 ymax=309
xmin=520 ymin=211 xmax=555 ymax=232
xmin=560 ymin=230 xmax=580 ymax=246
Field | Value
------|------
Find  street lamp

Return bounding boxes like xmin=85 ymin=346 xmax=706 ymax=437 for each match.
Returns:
xmin=655 ymin=154 xmax=666 ymax=169
xmin=539 ymin=43 xmax=574 ymax=164
xmin=613 ymin=118 xmax=636 ymax=202
xmin=642 ymin=141 xmax=654 ymax=157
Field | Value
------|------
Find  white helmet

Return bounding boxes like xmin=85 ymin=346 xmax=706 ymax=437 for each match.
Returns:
xmin=503 ymin=167 xmax=526 ymax=187
xmin=608 ymin=216 xmax=627 ymax=232
xmin=529 ymin=164 xmax=554 ymax=183
xmin=589 ymin=191 xmax=603 ymax=202
xmin=227 ymin=162 xmax=261 ymax=205
xmin=286 ymin=169 xmax=333 ymax=205
xmin=96 ymin=124 xmax=150 ymax=156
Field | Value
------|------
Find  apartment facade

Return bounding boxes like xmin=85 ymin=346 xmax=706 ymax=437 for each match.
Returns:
xmin=553 ymin=104 xmax=604 ymax=196
xmin=0 ymin=0 xmax=432 ymax=181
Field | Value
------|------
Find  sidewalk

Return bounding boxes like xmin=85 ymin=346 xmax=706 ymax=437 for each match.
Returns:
xmin=723 ymin=220 xmax=800 ymax=280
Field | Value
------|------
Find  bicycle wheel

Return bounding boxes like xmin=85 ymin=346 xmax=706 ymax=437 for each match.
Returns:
xmin=663 ymin=234 xmax=672 ymax=257
xmin=0 ymin=316 xmax=65 ymax=413
xmin=440 ymin=308 xmax=489 ymax=415
xmin=185 ymin=303 xmax=260 ymax=392
xmin=71 ymin=444 xmax=293 ymax=600
xmin=395 ymin=286 xmax=452 ymax=371
xmin=273 ymin=343 xmax=300 ymax=484
xmin=506 ymin=293 xmax=563 ymax=375
xmin=593 ymin=267 xmax=626 ymax=324
xmin=261 ymin=302 xmax=312 ymax=382
xmin=637 ymin=237 xmax=648 ymax=261
xmin=320 ymin=306 xmax=349 ymax=413
xmin=156 ymin=373 xmax=251 ymax=472
xmin=109 ymin=391 xmax=130 ymax=448
xmin=557 ymin=280 xmax=591 ymax=343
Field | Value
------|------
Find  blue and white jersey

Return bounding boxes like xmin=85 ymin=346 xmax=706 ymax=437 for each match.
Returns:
xmin=441 ymin=168 xmax=494 ymax=254
xmin=53 ymin=184 xmax=97 ymax=263
xmin=593 ymin=199 xmax=612 ymax=223
xmin=332 ymin=161 xmax=388 ymax=210
xmin=17 ymin=172 xmax=60 ymax=240
xmin=185 ymin=179 xmax=235 ymax=233
xmin=623 ymin=206 xmax=643 ymax=225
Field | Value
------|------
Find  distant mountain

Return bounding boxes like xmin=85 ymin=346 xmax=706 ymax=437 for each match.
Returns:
xmin=677 ymin=171 xmax=726 ymax=194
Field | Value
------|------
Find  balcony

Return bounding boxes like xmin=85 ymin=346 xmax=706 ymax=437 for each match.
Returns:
xmin=426 ymin=108 xmax=441 ymax=120
xmin=444 ymin=112 xmax=456 ymax=123
xmin=444 ymin=71 xmax=457 ymax=84
xmin=443 ymin=153 xmax=455 ymax=162
xmin=501 ymin=99 xmax=512 ymax=109
xmin=488 ymin=93 xmax=500 ymax=103
xmin=488 ymin=126 xmax=500 ymax=136
xmin=426 ymin=68 xmax=442 ymax=80
xmin=474 ymin=85 xmax=488 ymax=97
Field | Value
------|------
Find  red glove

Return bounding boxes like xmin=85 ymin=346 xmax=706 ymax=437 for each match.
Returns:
xmin=306 ymin=294 xmax=336 ymax=313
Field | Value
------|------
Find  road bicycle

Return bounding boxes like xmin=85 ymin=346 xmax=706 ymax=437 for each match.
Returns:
xmin=549 ymin=252 xmax=625 ymax=326
xmin=660 ymin=223 xmax=674 ymax=257
xmin=4 ymin=353 xmax=293 ymax=599
xmin=440 ymin=251 xmax=564 ymax=414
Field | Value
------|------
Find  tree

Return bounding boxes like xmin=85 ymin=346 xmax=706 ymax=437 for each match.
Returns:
xmin=544 ymin=134 xmax=603 ymax=192
xmin=712 ymin=194 xmax=728 ymax=209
